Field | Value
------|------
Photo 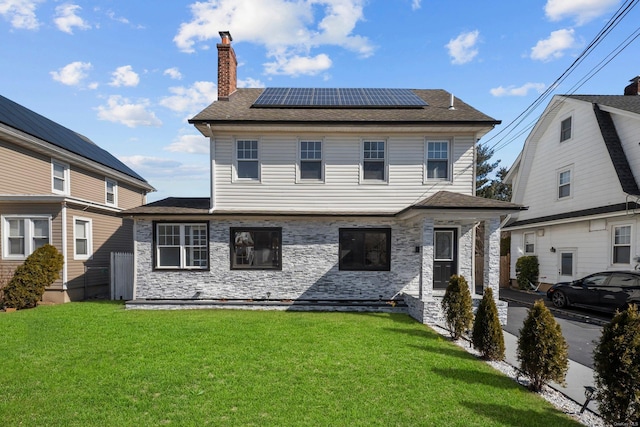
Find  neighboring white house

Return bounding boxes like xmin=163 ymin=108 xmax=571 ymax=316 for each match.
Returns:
xmin=122 ymin=32 xmax=524 ymax=324
xmin=504 ymin=77 xmax=640 ymax=288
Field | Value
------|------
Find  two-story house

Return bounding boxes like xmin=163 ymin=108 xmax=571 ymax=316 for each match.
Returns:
xmin=504 ymin=77 xmax=640 ymax=288
xmin=0 ymin=94 xmax=154 ymax=303
xmin=123 ymin=32 xmax=524 ymax=324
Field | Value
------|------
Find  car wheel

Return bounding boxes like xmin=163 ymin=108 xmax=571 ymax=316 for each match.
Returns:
xmin=551 ymin=291 xmax=567 ymax=308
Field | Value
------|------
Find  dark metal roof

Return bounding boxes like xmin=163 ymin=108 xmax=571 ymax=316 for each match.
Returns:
xmin=591 ymin=104 xmax=640 ymax=196
xmin=190 ymin=88 xmax=500 ymax=126
xmin=0 ymin=94 xmax=148 ymax=182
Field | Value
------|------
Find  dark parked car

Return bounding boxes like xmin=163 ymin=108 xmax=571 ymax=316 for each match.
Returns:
xmin=547 ymin=271 xmax=640 ymax=313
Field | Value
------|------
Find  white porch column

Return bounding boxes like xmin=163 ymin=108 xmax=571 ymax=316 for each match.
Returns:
xmin=483 ymin=217 xmax=501 ymax=298
xmin=420 ymin=218 xmax=434 ymax=300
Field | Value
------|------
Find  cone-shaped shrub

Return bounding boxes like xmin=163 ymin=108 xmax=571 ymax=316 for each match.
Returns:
xmin=593 ymin=304 xmax=640 ymax=426
xmin=472 ymin=288 xmax=505 ymax=360
xmin=2 ymin=244 xmax=64 ymax=310
xmin=441 ymin=275 xmax=473 ymax=340
xmin=517 ymin=300 xmax=568 ymax=392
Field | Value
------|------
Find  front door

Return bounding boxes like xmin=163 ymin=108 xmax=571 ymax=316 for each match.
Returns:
xmin=434 ymin=229 xmax=457 ymax=290
xmin=557 ymin=249 xmax=576 ymax=283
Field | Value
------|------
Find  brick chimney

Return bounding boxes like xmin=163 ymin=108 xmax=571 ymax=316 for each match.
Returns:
xmin=217 ymin=31 xmax=237 ymax=101
xmin=624 ymin=76 xmax=640 ymax=96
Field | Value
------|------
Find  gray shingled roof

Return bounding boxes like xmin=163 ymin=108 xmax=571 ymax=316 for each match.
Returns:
xmin=0 ymin=94 xmax=148 ymax=183
xmin=189 ymin=88 xmax=500 ymax=125
xmin=566 ymin=95 xmax=640 ymax=115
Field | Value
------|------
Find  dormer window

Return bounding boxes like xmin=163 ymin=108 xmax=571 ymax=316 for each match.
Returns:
xmin=560 ymin=117 xmax=572 ymax=142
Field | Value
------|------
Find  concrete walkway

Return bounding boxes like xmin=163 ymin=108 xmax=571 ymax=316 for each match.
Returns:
xmin=499 ymin=288 xmax=600 ymax=415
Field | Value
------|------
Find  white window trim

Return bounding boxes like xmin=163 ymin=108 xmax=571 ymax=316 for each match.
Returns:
xmin=611 ymin=223 xmax=633 ymax=266
xmin=105 ymin=178 xmax=118 ymax=206
xmin=73 ymin=216 xmax=93 ymax=260
xmin=297 ymin=139 xmax=325 ymax=183
xmin=523 ymin=231 xmax=535 ymax=255
xmin=360 ymin=138 xmax=388 ymax=184
xmin=1 ymin=215 xmax=52 ymax=260
xmin=425 ymin=139 xmax=452 ymax=183
xmin=233 ymin=139 xmax=261 ymax=183
xmin=557 ymin=165 xmax=573 ymax=200
xmin=51 ymin=159 xmax=70 ymax=195
xmin=559 ymin=115 xmax=573 ymax=143
xmin=155 ymin=223 xmax=208 ymax=270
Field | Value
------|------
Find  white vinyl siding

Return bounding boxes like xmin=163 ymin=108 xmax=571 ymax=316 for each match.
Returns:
xmin=212 ymin=134 xmax=474 ymax=212
xmin=2 ymin=215 xmax=51 ymax=259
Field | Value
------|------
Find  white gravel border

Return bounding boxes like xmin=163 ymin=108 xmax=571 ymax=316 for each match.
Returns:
xmin=428 ymin=323 xmax=604 ymax=427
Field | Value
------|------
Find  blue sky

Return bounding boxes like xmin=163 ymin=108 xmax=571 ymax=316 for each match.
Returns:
xmin=1 ymin=0 xmax=638 ymax=202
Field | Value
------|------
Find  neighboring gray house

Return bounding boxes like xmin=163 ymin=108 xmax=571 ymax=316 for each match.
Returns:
xmin=123 ymin=32 xmax=524 ymax=324
xmin=504 ymin=77 xmax=640 ymax=289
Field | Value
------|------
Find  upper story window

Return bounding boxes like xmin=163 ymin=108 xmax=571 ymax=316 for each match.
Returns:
xmin=155 ymin=222 xmax=209 ymax=270
xmin=613 ymin=225 xmax=631 ymax=264
xmin=2 ymin=216 xmax=51 ymax=259
xmin=231 ymin=228 xmax=281 ymax=270
xmin=52 ymin=160 xmax=69 ymax=195
xmin=558 ymin=169 xmax=572 ymax=199
xmin=74 ymin=217 xmax=93 ymax=260
xmin=362 ymin=140 xmax=386 ymax=182
xmin=523 ymin=232 xmax=535 ymax=254
xmin=339 ymin=228 xmax=391 ymax=271
xmin=560 ymin=117 xmax=572 ymax=142
xmin=236 ymin=140 xmax=259 ymax=181
xmin=106 ymin=178 xmax=118 ymax=206
xmin=427 ymin=140 xmax=450 ymax=180
xmin=299 ymin=140 xmax=323 ymax=181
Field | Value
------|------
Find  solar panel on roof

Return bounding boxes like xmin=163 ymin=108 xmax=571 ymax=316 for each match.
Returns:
xmin=252 ymin=88 xmax=428 ymax=108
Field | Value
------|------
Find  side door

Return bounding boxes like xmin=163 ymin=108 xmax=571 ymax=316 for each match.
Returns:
xmin=557 ymin=249 xmax=576 ymax=283
xmin=433 ymin=229 xmax=457 ymax=290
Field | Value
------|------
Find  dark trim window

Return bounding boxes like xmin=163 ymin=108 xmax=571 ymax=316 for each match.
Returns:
xmin=339 ymin=228 xmax=391 ymax=271
xmin=560 ymin=117 xmax=572 ymax=142
xmin=231 ymin=227 xmax=282 ymax=270
xmin=427 ymin=140 xmax=449 ymax=180
xmin=613 ymin=225 xmax=631 ymax=264
xmin=154 ymin=222 xmax=209 ymax=270
xmin=363 ymin=140 xmax=386 ymax=181
xmin=236 ymin=140 xmax=259 ymax=180
xmin=300 ymin=140 xmax=323 ymax=180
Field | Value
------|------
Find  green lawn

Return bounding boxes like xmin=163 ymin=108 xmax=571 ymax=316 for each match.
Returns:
xmin=0 ymin=303 xmax=580 ymax=426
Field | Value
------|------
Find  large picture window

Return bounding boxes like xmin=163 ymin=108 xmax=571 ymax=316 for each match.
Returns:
xmin=613 ymin=225 xmax=631 ymax=264
xmin=2 ymin=216 xmax=51 ymax=259
xmin=427 ymin=140 xmax=450 ymax=180
xmin=339 ymin=228 xmax=391 ymax=271
xmin=231 ymin=228 xmax=281 ymax=270
xmin=155 ymin=223 xmax=208 ymax=269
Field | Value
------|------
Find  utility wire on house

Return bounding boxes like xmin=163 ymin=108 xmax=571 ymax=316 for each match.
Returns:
xmin=483 ymin=0 xmax=640 ymax=155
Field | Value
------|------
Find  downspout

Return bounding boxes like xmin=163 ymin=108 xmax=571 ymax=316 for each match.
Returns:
xmin=207 ymin=123 xmax=215 ymax=213
xmin=61 ymin=201 xmax=68 ymax=290
xmin=471 ymin=221 xmax=481 ymax=294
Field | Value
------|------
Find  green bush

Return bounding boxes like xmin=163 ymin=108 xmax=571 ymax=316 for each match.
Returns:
xmin=472 ymin=288 xmax=505 ymax=360
xmin=2 ymin=244 xmax=64 ymax=310
xmin=517 ymin=300 xmax=568 ymax=392
xmin=593 ymin=304 xmax=640 ymax=425
xmin=515 ymin=255 xmax=538 ymax=290
xmin=441 ymin=275 xmax=473 ymax=340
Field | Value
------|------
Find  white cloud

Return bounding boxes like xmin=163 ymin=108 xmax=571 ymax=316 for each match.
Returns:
xmin=411 ymin=0 xmax=422 ymax=10
xmin=163 ymin=67 xmax=183 ymax=80
xmin=530 ymin=28 xmax=577 ymax=62
xmin=120 ymin=155 xmax=208 ymax=178
xmin=445 ymin=30 xmax=480 ymax=65
xmin=264 ymin=53 xmax=332 ymax=76
xmin=490 ymin=82 xmax=546 ymax=97
xmin=0 ymin=0 xmax=42 ymax=30
xmin=50 ymin=61 xmax=93 ymax=86
xmin=545 ymin=0 xmax=620 ymax=25
xmin=96 ymin=95 xmax=162 ymax=128
xmin=159 ymin=81 xmax=217 ymax=114
xmin=164 ymin=133 xmax=209 ymax=154
xmin=54 ymin=3 xmax=90 ymax=34
xmin=238 ymin=77 xmax=265 ymax=88
xmin=173 ymin=0 xmax=372 ymax=77
xmin=109 ymin=65 xmax=140 ymax=87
